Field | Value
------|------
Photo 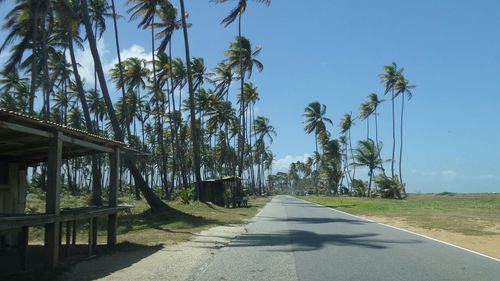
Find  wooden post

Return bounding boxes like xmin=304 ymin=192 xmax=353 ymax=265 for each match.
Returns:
xmin=88 ymin=218 xmax=93 ymax=257
xmin=92 ymin=217 xmax=98 ymax=247
xmin=65 ymin=221 xmax=71 ymax=257
xmin=44 ymin=132 xmax=62 ymax=267
xmin=72 ymin=221 xmax=77 ymax=245
xmin=107 ymin=147 xmax=120 ymax=246
xmin=19 ymin=226 xmax=29 ymax=270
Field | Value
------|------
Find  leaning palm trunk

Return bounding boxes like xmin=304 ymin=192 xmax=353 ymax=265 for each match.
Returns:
xmin=81 ymin=0 xmax=169 ymax=212
xmin=179 ymin=0 xmax=203 ymax=200
xmin=69 ymin=37 xmax=102 ymax=206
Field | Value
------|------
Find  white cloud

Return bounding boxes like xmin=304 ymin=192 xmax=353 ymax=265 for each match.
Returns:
xmin=441 ymin=170 xmax=458 ymax=180
xmin=74 ymin=38 xmax=109 ymax=85
xmin=274 ymin=153 xmax=310 ymax=173
xmin=104 ymin=44 xmax=153 ymax=74
xmin=73 ymin=39 xmax=152 ymax=86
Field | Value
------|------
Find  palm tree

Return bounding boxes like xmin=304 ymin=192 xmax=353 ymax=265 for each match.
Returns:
xmin=352 ymin=139 xmax=384 ymax=197
xmin=340 ymin=112 xmax=356 ymax=185
xmin=81 ymin=0 xmax=169 ymax=212
xmin=0 ymin=0 xmax=50 ymax=114
xmin=394 ymin=74 xmax=415 ymax=184
xmin=178 ymin=0 xmax=202 ymax=200
xmin=253 ymin=116 xmax=276 ymax=194
xmin=225 ymin=36 xmax=263 ymax=183
xmin=368 ymin=93 xmax=385 ymax=174
xmin=378 ymin=62 xmax=403 ymax=178
xmin=359 ymin=100 xmax=373 ymax=139
xmin=303 ymin=101 xmax=332 ymax=194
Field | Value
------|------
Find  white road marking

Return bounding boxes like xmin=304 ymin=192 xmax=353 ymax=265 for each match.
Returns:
xmin=296 ymin=197 xmax=500 ymax=263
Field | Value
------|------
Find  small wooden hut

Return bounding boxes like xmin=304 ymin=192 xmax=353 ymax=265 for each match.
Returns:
xmin=200 ymin=176 xmax=246 ymax=207
xmin=0 ymin=110 xmax=130 ymax=269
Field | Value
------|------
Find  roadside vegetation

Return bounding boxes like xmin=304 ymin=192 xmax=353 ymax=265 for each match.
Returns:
xmin=301 ymin=193 xmax=500 ymax=236
xmin=267 ymin=63 xmax=415 ymax=199
xmin=0 ymin=0 xmax=275 ymax=212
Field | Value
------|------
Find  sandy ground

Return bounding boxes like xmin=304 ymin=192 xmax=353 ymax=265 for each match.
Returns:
xmin=62 ymin=224 xmax=247 ymax=281
xmin=360 ymin=215 xmax=500 ymax=259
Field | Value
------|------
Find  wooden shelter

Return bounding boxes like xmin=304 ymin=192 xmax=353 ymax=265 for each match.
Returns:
xmin=0 ymin=110 xmax=130 ymax=269
xmin=200 ymin=176 xmax=247 ymax=207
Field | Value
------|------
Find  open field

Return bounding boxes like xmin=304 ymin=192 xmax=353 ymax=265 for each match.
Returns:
xmin=300 ymin=193 xmax=500 ymax=258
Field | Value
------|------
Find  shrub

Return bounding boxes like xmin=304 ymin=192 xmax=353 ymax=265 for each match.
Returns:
xmin=179 ymin=188 xmax=193 ymax=204
xmin=374 ymin=174 xmax=406 ymax=199
xmin=352 ymin=179 xmax=367 ymax=197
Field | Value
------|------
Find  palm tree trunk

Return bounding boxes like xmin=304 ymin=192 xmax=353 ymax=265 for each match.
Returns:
xmin=374 ymin=108 xmax=386 ymax=175
xmin=69 ymin=36 xmax=102 ymax=206
xmin=349 ymin=128 xmax=356 ymax=180
xmin=399 ymin=95 xmax=405 ymax=184
xmin=391 ymin=90 xmax=396 ymax=178
xmin=110 ymin=0 xmax=127 ymax=124
xmin=367 ymin=170 xmax=373 ymax=198
xmin=237 ymin=13 xmax=245 ymax=185
xmin=179 ymin=0 xmax=202 ymax=200
xmin=81 ymin=0 xmax=170 ymax=212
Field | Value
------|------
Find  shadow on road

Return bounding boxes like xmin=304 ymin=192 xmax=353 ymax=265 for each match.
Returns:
xmin=220 ymin=230 xmax=422 ymax=252
xmin=258 ymin=216 xmax=368 ymax=225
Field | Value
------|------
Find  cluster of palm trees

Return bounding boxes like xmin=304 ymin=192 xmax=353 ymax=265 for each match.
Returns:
xmin=0 ymin=0 xmax=276 ymax=210
xmin=272 ymin=63 xmax=415 ymax=199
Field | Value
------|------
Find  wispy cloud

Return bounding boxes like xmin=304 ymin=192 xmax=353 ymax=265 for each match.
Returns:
xmin=274 ymin=153 xmax=310 ymax=173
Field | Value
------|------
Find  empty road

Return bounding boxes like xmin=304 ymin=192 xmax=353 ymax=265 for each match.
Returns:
xmin=189 ymin=195 xmax=500 ymax=281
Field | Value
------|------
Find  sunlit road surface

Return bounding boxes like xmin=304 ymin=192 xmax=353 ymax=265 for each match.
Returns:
xmin=189 ymin=195 xmax=500 ymax=281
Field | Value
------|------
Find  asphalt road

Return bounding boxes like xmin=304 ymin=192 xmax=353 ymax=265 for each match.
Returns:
xmin=189 ymin=195 xmax=500 ymax=281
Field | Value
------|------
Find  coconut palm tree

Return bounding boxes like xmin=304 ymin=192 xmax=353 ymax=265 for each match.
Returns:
xmin=340 ymin=112 xmax=356 ymax=184
xmin=367 ymin=93 xmax=385 ymax=174
xmin=359 ymin=100 xmax=373 ymax=139
xmin=352 ymin=139 xmax=384 ymax=197
xmin=378 ymin=62 xmax=403 ymax=178
xmin=225 ymin=36 xmax=263 ymax=183
xmin=0 ymin=0 xmax=50 ymax=114
xmin=394 ymin=74 xmax=415 ymax=184
xmin=303 ymin=101 xmax=332 ymax=194
xmin=81 ymin=0 xmax=169 ymax=211
xmin=178 ymin=0 xmax=203 ymax=200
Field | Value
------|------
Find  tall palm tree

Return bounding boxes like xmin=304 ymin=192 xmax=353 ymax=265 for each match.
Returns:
xmin=304 ymin=102 xmax=332 ymax=157
xmin=225 ymin=36 xmax=263 ymax=184
xmin=394 ymin=74 xmax=415 ymax=184
xmin=368 ymin=92 xmax=385 ymax=174
xmin=81 ymin=0 xmax=169 ymax=211
xmin=178 ymin=0 xmax=202 ymax=200
xmin=352 ymin=139 xmax=384 ymax=197
xmin=340 ymin=112 xmax=356 ymax=184
xmin=253 ymin=116 xmax=276 ymax=194
xmin=359 ymin=100 xmax=373 ymax=139
xmin=378 ymin=62 xmax=403 ymax=178
xmin=303 ymin=101 xmax=332 ymax=194
xmin=0 ymin=0 xmax=50 ymax=114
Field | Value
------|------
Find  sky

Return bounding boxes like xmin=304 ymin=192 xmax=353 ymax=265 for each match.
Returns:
xmin=1 ymin=0 xmax=500 ymax=193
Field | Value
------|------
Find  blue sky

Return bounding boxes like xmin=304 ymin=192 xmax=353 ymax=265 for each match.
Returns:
xmin=1 ymin=0 xmax=500 ymax=193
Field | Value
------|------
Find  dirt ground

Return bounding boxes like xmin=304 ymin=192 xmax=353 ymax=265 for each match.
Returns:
xmin=361 ymin=215 xmax=500 ymax=259
xmin=62 ymin=224 xmax=247 ymax=281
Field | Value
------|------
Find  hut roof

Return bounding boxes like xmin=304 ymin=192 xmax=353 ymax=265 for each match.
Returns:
xmin=0 ymin=110 xmax=126 ymax=163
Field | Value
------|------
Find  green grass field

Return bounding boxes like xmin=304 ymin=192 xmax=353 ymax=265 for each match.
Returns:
xmin=300 ymin=193 xmax=500 ymax=236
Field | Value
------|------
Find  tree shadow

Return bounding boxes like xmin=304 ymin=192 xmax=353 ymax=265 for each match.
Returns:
xmin=0 ymin=242 xmax=163 ymax=281
xmin=258 ymin=216 xmax=369 ymax=225
xmin=222 ymin=230 xmax=422 ymax=252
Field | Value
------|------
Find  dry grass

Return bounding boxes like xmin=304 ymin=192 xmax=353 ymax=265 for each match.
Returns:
xmin=300 ymin=193 xmax=500 ymax=236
